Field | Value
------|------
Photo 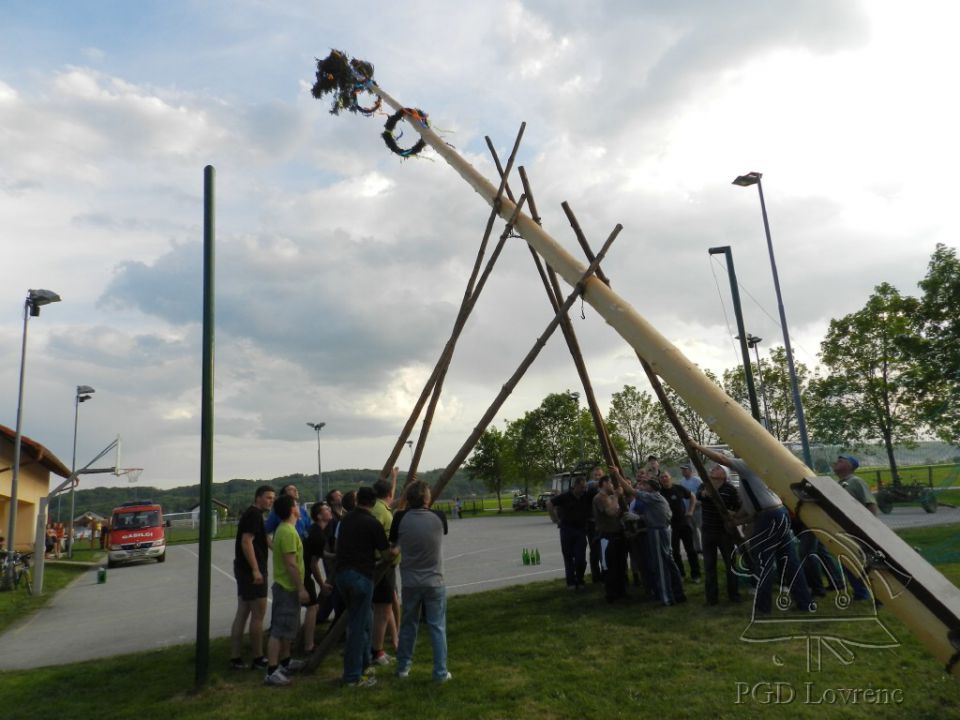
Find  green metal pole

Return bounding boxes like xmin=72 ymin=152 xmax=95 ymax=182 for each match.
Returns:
xmin=195 ymin=165 xmax=215 ymax=688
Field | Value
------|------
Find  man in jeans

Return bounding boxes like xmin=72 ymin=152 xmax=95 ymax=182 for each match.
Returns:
xmin=546 ymin=475 xmax=591 ymax=590
xmin=389 ymin=480 xmax=451 ymax=682
xmin=335 ymin=486 xmax=397 ymax=687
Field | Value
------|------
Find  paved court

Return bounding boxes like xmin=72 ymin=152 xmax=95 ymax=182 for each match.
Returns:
xmin=0 ymin=513 xmax=563 ymax=670
xmin=1 ymin=505 xmax=957 ymax=670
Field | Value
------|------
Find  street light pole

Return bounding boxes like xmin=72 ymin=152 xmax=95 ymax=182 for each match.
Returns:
xmin=67 ymin=385 xmax=95 ymax=559
xmin=307 ymin=422 xmax=326 ymax=501
xmin=3 ymin=289 xmax=60 ymax=591
xmin=733 ymin=172 xmax=813 ymax=467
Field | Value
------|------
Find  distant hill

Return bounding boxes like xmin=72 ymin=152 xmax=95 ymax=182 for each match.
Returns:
xmin=67 ymin=468 xmax=478 ymax=519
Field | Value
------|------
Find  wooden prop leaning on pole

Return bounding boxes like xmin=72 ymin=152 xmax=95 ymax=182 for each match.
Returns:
xmin=400 ymin=125 xmax=530 ymax=492
xmin=560 ymin=201 xmax=741 ymax=541
xmin=363 ymin=78 xmax=960 ymax=676
xmin=379 ymin=127 xmax=527 ymax=487
xmin=485 ymin=143 xmax=620 ymax=472
xmin=429 ymin=225 xmax=622 ymax=502
xmin=305 ymin=222 xmax=619 ymax=673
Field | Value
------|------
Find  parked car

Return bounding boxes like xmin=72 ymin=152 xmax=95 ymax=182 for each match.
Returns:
xmin=535 ymin=491 xmax=558 ymax=510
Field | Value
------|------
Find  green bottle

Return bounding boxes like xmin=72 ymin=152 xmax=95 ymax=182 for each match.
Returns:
xmin=522 ymin=548 xmax=529 ymax=565
xmin=534 ymin=548 xmax=541 ymax=565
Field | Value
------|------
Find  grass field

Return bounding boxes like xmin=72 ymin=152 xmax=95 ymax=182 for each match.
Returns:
xmin=0 ymin=525 xmax=958 ymax=719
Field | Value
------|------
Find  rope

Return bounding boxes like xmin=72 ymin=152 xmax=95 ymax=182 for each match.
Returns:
xmin=709 ymin=255 xmax=743 ymax=369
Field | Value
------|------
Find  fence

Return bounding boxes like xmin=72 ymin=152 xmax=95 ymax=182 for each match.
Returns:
xmin=871 ymin=463 xmax=960 ymax=490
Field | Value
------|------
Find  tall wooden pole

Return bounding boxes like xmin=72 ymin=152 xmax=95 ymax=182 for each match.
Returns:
xmin=365 ymin=81 xmax=960 ymax=675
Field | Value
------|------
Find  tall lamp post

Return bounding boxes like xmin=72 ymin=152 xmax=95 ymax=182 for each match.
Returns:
xmin=733 ymin=172 xmax=813 ymax=468
xmin=67 ymin=385 xmax=95 ymax=559
xmin=307 ymin=422 xmax=325 ymax=501
xmin=2 ymin=289 xmax=61 ymax=591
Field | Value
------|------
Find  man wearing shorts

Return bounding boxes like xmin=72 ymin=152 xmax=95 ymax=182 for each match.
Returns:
xmin=264 ymin=494 xmax=309 ymax=686
xmin=230 ymin=484 xmax=275 ymax=671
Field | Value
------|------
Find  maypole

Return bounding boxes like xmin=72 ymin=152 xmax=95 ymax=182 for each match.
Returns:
xmin=310 ymin=52 xmax=960 ymax=676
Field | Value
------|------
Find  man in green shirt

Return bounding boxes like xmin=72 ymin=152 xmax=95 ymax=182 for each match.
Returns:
xmin=833 ymin=454 xmax=877 ymax=602
xmin=833 ymin=455 xmax=879 ymax=515
xmin=264 ymin=494 xmax=309 ymax=686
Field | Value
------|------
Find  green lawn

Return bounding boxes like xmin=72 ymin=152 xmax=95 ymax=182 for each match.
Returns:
xmin=1 ymin=525 xmax=958 ymax=719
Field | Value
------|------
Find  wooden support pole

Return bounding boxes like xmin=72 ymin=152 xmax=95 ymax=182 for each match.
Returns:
xmin=366 ymin=81 xmax=960 ymax=674
xmin=379 ymin=126 xmax=527 ymax=481
xmin=485 ymin=138 xmax=620 ymax=472
xmin=561 ymin=200 xmax=742 ymax=538
xmin=430 ymin=225 xmax=622 ymax=502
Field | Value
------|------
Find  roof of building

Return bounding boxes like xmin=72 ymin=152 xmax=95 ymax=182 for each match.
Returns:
xmin=0 ymin=423 xmax=71 ymax=478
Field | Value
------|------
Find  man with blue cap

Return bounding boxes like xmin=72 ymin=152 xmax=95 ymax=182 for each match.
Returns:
xmin=833 ymin=455 xmax=878 ymax=516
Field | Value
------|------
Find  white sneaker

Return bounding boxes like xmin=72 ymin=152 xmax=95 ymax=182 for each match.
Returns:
xmin=397 ymin=667 xmax=410 ymax=679
xmin=372 ymin=651 xmax=393 ymax=665
xmin=264 ymin=668 xmax=291 ymax=686
xmin=436 ymin=671 xmax=453 ymax=683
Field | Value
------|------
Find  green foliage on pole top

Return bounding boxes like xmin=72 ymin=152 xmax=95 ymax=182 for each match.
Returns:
xmin=311 ymin=49 xmax=380 ymax=116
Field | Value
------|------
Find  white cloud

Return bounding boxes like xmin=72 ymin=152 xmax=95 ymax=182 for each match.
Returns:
xmin=0 ymin=0 xmax=955 ymax=489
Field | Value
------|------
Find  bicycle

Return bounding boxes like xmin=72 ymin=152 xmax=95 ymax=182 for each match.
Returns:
xmin=0 ymin=550 xmax=33 ymax=594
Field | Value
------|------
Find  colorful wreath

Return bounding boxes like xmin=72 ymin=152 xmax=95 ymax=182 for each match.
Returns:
xmin=382 ymin=108 xmax=429 ymax=157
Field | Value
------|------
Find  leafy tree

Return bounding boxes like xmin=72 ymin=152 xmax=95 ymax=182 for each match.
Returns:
xmin=911 ymin=244 xmax=960 ymax=445
xmin=606 ymin=384 xmax=681 ymax=472
xmin=463 ymin=428 xmax=510 ymax=512
xmin=533 ymin=392 xmax=583 ymax=473
xmin=808 ymin=282 xmax=923 ymax=484
xmin=722 ymin=346 xmax=812 ymax=443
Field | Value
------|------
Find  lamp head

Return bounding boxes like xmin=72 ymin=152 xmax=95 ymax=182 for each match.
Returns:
xmin=28 ymin=289 xmax=61 ymax=316
xmin=732 ymin=172 xmax=762 ymax=187
xmin=77 ymin=385 xmax=96 ymax=396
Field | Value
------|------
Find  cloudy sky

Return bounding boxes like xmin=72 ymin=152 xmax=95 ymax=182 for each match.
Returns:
xmin=1 ymin=1 xmax=957 ymax=492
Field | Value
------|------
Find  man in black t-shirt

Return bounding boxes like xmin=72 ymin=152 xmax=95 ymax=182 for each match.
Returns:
xmin=659 ymin=472 xmax=701 ymax=582
xmin=697 ymin=465 xmax=742 ymax=605
xmin=230 ymin=484 xmax=276 ymax=670
xmin=335 ymin=486 xmax=398 ymax=687
xmin=547 ymin=476 xmax=592 ymax=590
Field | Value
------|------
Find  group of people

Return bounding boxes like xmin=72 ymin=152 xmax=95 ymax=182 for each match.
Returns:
xmin=547 ymin=448 xmax=879 ymax=616
xmin=230 ymin=469 xmax=451 ymax=688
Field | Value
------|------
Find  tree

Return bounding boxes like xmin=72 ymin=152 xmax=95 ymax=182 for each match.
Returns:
xmin=912 ymin=244 xmax=960 ymax=445
xmin=463 ymin=428 xmax=510 ymax=512
xmin=808 ymin=282 xmax=923 ymax=484
xmin=606 ymin=384 xmax=679 ymax=473
xmin=722 ymin=347 xmax=812 ymax=443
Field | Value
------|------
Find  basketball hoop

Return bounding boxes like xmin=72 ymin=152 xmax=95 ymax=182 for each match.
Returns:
xmin=120 ymin=468 xmax=143 ymax=484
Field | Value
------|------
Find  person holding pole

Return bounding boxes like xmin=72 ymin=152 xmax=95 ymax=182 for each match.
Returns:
xmin=690 ymin=443 xmax=814 ymax=615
